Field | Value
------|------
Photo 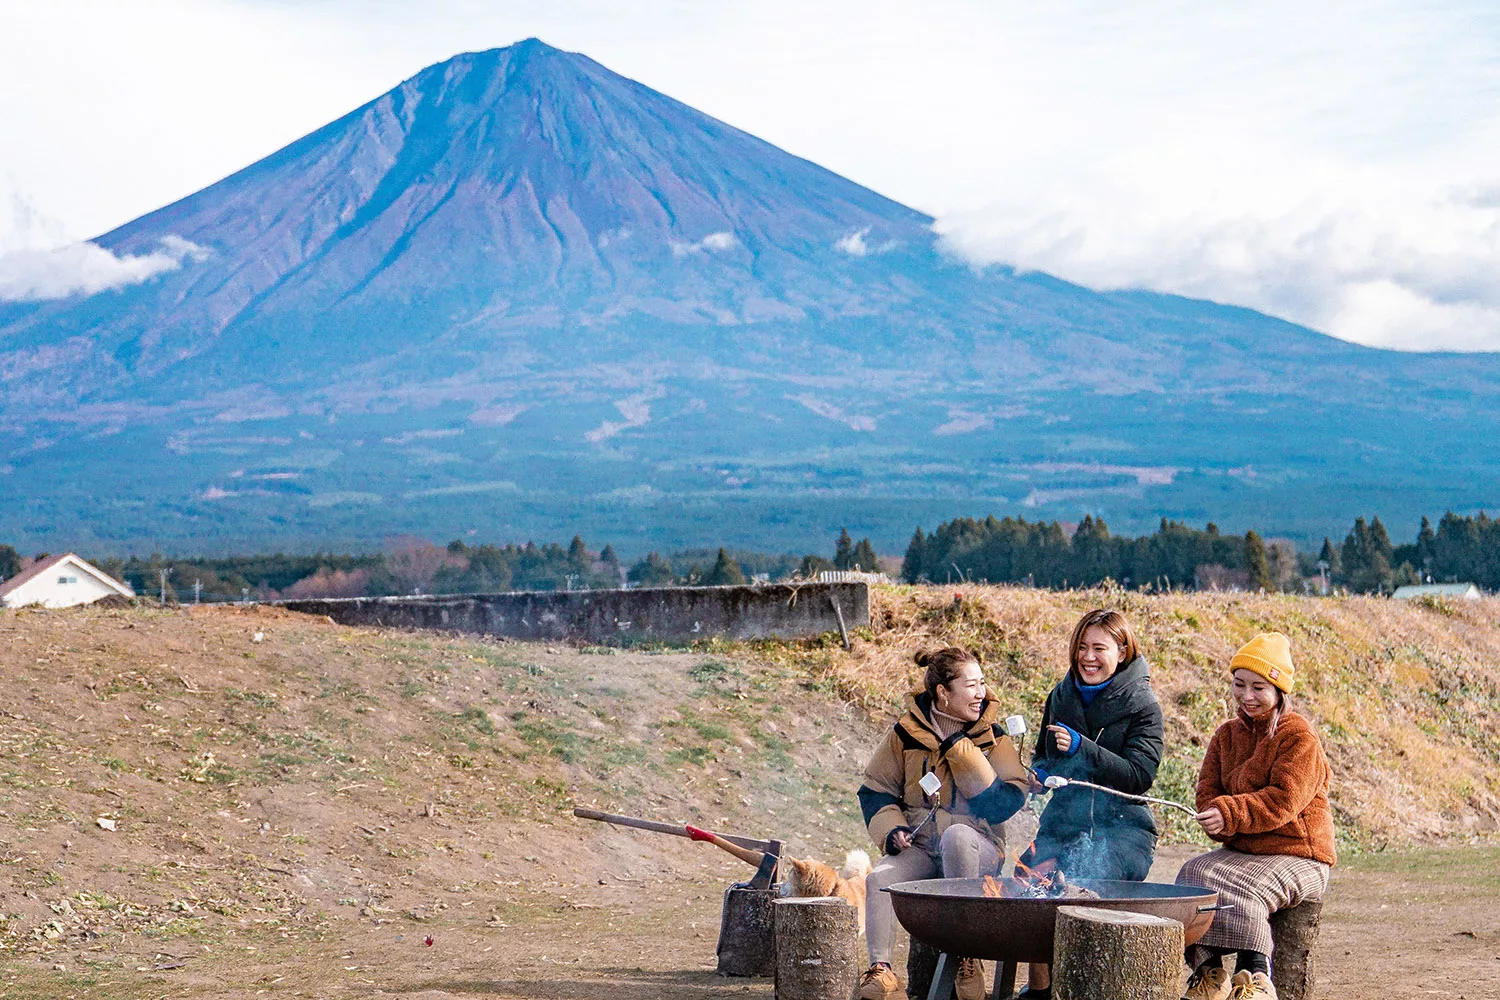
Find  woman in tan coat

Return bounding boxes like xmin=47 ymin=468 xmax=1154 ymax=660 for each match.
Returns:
xmin=856 ymin=647 xmax=1030 ymax=1000
xmin=1176 ymin=633 xmax=1336 ymax=1000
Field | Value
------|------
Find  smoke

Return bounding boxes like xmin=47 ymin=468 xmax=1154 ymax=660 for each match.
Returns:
xmin=0 ymin=232 xmax=208 ymax=302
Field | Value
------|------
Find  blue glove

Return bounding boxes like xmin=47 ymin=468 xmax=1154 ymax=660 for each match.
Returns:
xmin=1056 ymin=723 xmax=1082 ymax=756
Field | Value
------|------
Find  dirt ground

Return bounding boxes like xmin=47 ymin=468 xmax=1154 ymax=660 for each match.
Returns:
xmin=3 ymin=843 xmax=1496 ymax=999
xmin=0 ymin=604 xmax=1496 ymax=999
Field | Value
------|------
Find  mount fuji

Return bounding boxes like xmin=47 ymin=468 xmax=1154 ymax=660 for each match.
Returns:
xmin=2 ymin=39 xmax=1497 ymax=553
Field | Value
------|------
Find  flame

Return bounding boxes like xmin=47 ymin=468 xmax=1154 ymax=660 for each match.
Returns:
xmin=981 ymin=875 xmax=1005 ymax=898
xmin=1012 ymin=854 xmax=1064 ymax=897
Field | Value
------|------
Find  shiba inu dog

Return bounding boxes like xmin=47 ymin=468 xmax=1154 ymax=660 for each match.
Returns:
xmin=687 ymin=825 xmax=871 ymax=935
xmin=783 ymin=850 xmax=871 ymax=935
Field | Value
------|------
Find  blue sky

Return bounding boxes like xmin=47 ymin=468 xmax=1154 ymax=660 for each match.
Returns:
xmin=2 ymin=0 xmax=1499 ymax=350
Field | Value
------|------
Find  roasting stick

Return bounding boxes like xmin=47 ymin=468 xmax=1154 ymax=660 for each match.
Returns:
xmin=1042 ymin=775 xmax=1199 ymax=819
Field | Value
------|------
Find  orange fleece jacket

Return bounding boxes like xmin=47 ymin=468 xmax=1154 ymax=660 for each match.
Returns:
xmin=1196 ymin=709 xmax=1337 ymax=866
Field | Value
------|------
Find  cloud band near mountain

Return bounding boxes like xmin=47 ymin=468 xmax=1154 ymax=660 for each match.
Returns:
xmin=0 ymin=235 xmax=207 ymax=302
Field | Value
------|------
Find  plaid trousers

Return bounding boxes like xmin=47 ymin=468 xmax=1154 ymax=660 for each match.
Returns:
xmin=1176 ymin=848 xmax=1329 ymax=956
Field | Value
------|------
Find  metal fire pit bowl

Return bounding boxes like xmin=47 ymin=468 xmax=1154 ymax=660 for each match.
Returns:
xmin=887 ymin=877 xmax=1219 ymax=964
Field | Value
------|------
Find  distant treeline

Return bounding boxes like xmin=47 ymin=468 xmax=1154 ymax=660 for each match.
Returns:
xmin=89 ymin=538 xmax=626 ymax=602
xmin=0 ymin=529 xmax=874 ymax=602
xmin=902 ymin=511 xmax=1500 ymax=594
xmin=2 ymin=513 xmax=1493 ymax=600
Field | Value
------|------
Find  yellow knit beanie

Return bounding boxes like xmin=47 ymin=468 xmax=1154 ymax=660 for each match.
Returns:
xmin=1230 ymin=632 xmax=1294 ymax=693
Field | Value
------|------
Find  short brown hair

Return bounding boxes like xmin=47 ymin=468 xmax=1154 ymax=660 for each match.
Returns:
xmin=915 ymin=646 xmax=981 ymax=697
xmin=1067 ymin=609 xmax=1140 ymax=675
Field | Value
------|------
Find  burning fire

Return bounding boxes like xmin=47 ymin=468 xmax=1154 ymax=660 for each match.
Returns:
xmin=981 ymin=844 xmax=1098 ymax=900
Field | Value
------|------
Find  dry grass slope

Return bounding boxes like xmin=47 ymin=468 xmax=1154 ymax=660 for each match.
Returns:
xmin=749 ymin=585 xmax=1500 ymax=848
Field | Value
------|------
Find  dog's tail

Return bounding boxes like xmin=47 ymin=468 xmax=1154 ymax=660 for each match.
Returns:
xmin=839 ymin=848 xmax=871 ymax=881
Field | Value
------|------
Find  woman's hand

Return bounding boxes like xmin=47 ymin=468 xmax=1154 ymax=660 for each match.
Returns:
xmin=1195 ymin=807 xmax=1225 ymax=836
xmin=1047 ymin=724 xmax=1079 ymax=754
xmin=885 ymin=827 xmax=914 ymax=854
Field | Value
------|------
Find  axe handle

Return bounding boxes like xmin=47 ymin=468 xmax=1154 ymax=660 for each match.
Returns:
xmin=572 ymin=808 xmax=774 ymax=853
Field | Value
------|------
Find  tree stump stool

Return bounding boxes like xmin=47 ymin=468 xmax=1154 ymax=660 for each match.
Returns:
xmin=717 ymin=885 xmax=778 ymax=977
xmin=774 ymin=897 xmax=859 ymax=1000
xmin=1270 ymin=898 xmax=1325 ymax=1000
xmin=1053 ymin=906 xmax=1183 ymax=1000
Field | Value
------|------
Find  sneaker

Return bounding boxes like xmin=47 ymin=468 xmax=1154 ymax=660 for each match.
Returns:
xmin=955 ymin=956 xmax=986 ymax=1000
xmin=860 ymin=963 xmax=903 ymax=1000
xmin=1016 ymin=988 xmax=1051 ymax=999
xmin=1182 ymin=965 xmax=1231 ymax=1000
xmin=1226 ymin=970 xmax=1277 ymax=1000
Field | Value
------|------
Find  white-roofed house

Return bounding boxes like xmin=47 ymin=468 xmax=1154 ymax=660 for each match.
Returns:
xmin=1391 ymin=582 xmax=1483 ymax=601
xmin=0 ymin=553 xmax=135 ymax=609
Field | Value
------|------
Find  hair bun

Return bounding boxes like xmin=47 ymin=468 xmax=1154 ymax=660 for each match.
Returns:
xmin=913 ymin=649 xmax=932 ymax=668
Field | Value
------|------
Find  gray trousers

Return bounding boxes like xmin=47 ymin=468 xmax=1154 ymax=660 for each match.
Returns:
xmin=865 ymin=825 xmax=1002 ymax=965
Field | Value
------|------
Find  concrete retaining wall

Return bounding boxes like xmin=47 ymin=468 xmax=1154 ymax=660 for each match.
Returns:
xmin=276 ymin=582 xmax=869 ymax=645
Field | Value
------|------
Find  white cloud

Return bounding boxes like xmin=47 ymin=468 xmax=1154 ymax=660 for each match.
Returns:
xmin=670 ymin=231 xmax=737 ymax=257
xmin=834 ymin=228 xmax=897 ymax=257
xmin=935 ymin=170 xmax=1500 ymax=352
xmin=0 ymin=234 xmax=208 ymax=302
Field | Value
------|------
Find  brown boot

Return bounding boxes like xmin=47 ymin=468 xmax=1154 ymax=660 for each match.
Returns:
xmin=1182 ymin=964 xmax=1231 ymax=1000
xmin=1226 ymin=970 xmax=1277 ymax=1000
xmin=955 ymin=956 xmax=986 ymax=1000
xmin=860 ymin=963 xmax=903 ymax=1000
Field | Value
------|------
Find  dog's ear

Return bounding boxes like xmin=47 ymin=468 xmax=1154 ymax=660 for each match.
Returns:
xmin=786 ymin=857 xmax=810 ymax=874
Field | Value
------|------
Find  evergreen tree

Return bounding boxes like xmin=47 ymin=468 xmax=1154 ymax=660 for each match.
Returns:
xmin=851 ymin=538 xmax=879 ymax=573
xmin=833 ymin=528 xmax=855 ymax=570
xmin=567 ymin=535 xmax=590 ymax=570
xmin=902 ymin=528 xmax=927 ymax=583
xmin=705 ymin=548 xmax=747 ymax=586
xmin=627 ymin=552 xmax=677 ymax=587
xmin=1244 ymin=530 xmax=1273 ymax=592
xmin=0 ymin=544 xmax=19 ymax=581
xmin=1341 ymin=516 xmax=1394 ymax=593
xmin=1317 ymin=537 xmax=1340 ymax=577
xmin=799 ymin=554 xmax=834 ymax=578
xmin=1415 ymin=517 xmax=1436 ymax=579
xmin=599 ymin=544 xmax=619 ymax=568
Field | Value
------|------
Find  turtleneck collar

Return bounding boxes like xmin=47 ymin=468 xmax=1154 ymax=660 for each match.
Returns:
xmin=1072 ymin=672 xmax=1114 ymax=705
xmin=930 ymin=706 xmax=971 ymax=740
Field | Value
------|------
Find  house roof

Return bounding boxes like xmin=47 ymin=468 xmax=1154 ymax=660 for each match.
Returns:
xmin=1392 ymin=582 xmax=1482 ymax=599
xmin=0 ymin=553 xmax=134 ymax=600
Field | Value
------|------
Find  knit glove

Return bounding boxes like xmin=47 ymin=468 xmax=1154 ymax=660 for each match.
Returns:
xmin=1054 ymin=723 xmax=1082 ymax=756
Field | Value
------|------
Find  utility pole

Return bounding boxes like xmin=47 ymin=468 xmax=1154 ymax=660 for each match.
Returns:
xmin=1316 ymin=559 xmax=1329 ymax=595
xmin=158 ymin=567 xmax=173 ymax=605
xmin=193 ymin=578 xmax=202 ymax=605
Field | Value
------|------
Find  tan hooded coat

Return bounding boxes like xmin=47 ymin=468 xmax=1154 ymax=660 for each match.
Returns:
xmin=858 ymin=690 xmax=1030 ymax=853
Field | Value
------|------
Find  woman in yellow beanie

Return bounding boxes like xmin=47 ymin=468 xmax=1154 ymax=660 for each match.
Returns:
xmin=1175 ymin=633 xmax=1336 ymax=1000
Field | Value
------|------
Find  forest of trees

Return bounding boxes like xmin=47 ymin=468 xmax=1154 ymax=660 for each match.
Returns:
xmin=901 ymin=511 xmax=1500 ymax=594
xmin=2 ymin=512 xmax=1495 ymax=600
